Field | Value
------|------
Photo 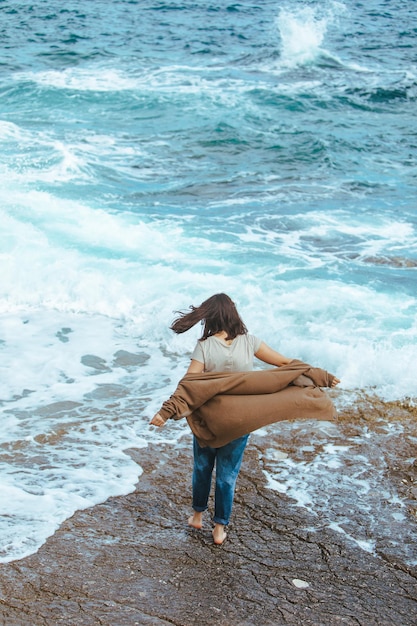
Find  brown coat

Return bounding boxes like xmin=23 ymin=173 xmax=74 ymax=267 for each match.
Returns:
xmin=158 ymin=360 xmax=336 ymax=447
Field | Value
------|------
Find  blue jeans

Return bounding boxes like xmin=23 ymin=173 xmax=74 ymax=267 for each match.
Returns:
xmin=192 ymin=434 xmax=249 ymax=526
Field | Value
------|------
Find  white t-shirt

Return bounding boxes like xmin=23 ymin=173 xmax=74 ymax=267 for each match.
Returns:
xmin=191 ymin=334 xmax=262 ymax=373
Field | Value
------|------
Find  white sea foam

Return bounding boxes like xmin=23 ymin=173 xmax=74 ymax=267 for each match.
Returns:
xmin=1 ymin=180 xmax=416 ymax=401
xmin=327 ymin=523 xmax=376 ymax=554
xmin=15 ymin=68 xmax=138 ymax=92
xmin=0 ymin=304 xmax=190 ymax=563
xmin=0 ymin=121 xmax=26 ymax=140
xmin=14 ymin=64 xmax=250 ymax=114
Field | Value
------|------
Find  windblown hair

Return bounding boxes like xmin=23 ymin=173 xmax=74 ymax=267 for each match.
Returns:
xmin=170 ymin=293 xmax=248 ymax=341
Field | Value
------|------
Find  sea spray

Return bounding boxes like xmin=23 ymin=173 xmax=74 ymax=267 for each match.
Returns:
xmin=277 ymin=3 xmax=345 ymax=67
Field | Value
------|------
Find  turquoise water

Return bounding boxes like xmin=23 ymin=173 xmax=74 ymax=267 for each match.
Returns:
xmin=0 ymin=0 xmax=416 ymax=562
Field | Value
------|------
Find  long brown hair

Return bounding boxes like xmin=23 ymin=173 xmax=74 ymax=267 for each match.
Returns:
xmin=170 ymin=293 xmax=248 ymax=341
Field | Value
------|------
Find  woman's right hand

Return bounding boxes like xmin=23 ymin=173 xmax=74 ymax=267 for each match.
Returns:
xmin=150 ymin=413 xmax=166 ymax=427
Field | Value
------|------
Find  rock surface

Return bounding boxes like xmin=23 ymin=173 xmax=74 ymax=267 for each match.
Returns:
xmin=0 ymin=426 xmax=416 ymax=626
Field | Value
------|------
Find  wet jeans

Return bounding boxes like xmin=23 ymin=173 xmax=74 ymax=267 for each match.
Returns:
xmin=192 ymin=434 xmax=249 ymax=526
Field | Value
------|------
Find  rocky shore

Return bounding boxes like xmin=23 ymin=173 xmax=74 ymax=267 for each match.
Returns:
xmin=0 ymin=399 xmax=416 ymax=626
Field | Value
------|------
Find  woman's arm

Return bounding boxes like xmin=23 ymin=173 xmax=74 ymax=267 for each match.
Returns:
xmin=186 ymin=359 xmax=205 ymax=374
xmin=256 ymin=342 xmax=341 ymax=387
xmin=255 ymin=342 xmax=292 ymax=367
xmin=150 ymin=359 xmax=204 ymax=427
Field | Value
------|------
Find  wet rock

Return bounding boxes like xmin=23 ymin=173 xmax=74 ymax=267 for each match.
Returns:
xmin=34 ymin=401 xmax=82 ymax=416
xmin=0 ymin=436 xmax=416 ymax=626
xmin=81 ymin=355 xmax=111 ymax=372
xmin=56 ymin=328 xmax=73 ymax=343
xmin=84 ymin=383 xmax=130 ymax=400
xmin=112 ymin=350 xmax=150 ymax=369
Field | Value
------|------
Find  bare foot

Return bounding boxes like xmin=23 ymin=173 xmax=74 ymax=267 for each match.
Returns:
xmin=212 ymin=523 xmax=227 ymax=545
xmin=188 ymin=512 xmax=203 ymax=529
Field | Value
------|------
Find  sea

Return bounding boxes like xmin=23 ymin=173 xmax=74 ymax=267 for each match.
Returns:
xmin=0 ymin=0 xmax=416 ymax=565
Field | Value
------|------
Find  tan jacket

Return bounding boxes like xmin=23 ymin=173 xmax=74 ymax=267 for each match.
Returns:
xmin=158 ymin=360 xmax=336 ymax=447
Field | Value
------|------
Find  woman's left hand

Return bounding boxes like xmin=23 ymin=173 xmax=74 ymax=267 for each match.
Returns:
xmin=331 ymin=377 xmax=341 ymax=388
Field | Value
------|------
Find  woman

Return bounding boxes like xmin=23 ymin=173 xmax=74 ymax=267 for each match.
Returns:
xmin=151 ymin=293 xmax=339 ymax=545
